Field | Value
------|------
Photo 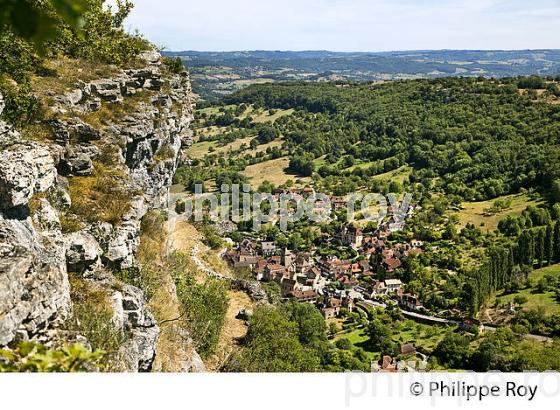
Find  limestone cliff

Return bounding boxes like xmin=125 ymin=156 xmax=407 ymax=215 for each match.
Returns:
xmin=0 ymin=50 xmax=200 ymax=371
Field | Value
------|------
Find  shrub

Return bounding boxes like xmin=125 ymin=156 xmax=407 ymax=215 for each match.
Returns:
xmin=0 ymin=342 xmax=104 ymax=372
xmin=335 ymin=338 xmax=353 ymax=350
xmin=0 ymin=75 xmax=40 ymax=125
xmin=514 ymin=295 xmax=528 ymax=305
xmin=50 ymin=0 xmax=151 ymax=67
xmin=162 ymin=56 xmax=185 ymax=74
xmin=0 ymin=0 xmax=150 ymax=123
xmin=154 ymin=143 xmax=176 ymax=163
xmin=171 ymin=252 xmax=229 ymax=357
xmin=228 ymin=306 xmax=320 ymax=372
xmin=67 ymin=274 xmax=129 ymax=369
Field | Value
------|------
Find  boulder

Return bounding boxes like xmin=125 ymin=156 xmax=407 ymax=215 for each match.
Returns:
xmin=90 ymin=79 xmax=124 ymax=103
xmin=65 ymin=231 xmax=103 ymax=273
xmin=59 ymin=152 xmax=93 ymax=176
xmin=0 ymin=143 xmax=57 ymax=209
xmin=58 ymin=89 xmax=83 ymax=107
xmin=0 ymin=120 xmax=20 ymax=148
xmin=74 ymin=120 xmax=101 ymax=142
xmin=102 ymin=197 xmax=148 ymax=269
xmin=138 ymin=50 xmax=161 ymax=65
xmin=86 ymin=98 xmax=102 ymax=112
xmin=236 ymin=308 xmax=254 ymax=321
xmin=113 ymin=284 xmax=160 ymax=372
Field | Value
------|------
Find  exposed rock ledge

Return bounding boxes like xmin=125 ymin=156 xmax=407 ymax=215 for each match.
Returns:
xmin=0 ymin=50 xmax=198 ymax=371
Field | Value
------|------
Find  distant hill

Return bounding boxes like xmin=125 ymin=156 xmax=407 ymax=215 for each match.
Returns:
xmin=165 ymin=49 xmax=560 ymax=101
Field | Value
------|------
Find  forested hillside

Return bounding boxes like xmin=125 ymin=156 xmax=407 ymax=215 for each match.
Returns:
xmin=224 ymin=77 xmax=560 ymax=202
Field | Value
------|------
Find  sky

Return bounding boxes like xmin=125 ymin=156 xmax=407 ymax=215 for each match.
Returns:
xmin=119 ymin=0 xmax=560 ymax=51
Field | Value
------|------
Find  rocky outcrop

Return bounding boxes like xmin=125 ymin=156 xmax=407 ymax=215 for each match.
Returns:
xmin=111 ymin=284 xmax=160 ymax=372
xmin=0 ymin=51 xmax=198 ymax=371
xmin=101 ymin=196 xmax=149 ymax=270
xmin=0 ymin=143 xmax=57 ymax=210
xmin=65 ymin=231 xmax=103 ymax=274
xmin=0 ymin=144 xmax=70 ymax=346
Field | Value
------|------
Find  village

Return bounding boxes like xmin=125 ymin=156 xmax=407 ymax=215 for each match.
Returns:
xmin=223 ymin=188 xmax=426 ymax=321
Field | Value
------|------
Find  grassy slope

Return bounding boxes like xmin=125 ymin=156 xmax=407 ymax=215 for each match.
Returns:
xmin=242 ymin=157 xmax=311 ymax=187
xmin=335 ymin=320 xmax=453 ymax=360
xmin=451 ymin=193 xmax=542 ymax=231
xmin=494 ymin=264 xmax=560 ymax=316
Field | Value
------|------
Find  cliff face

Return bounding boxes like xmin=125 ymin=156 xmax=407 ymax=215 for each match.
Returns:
xmin=0 ymin=51 xmax=198 ymax=371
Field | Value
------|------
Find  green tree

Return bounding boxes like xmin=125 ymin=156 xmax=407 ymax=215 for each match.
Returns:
xmin=0 ymin=0 xmax=87 ymax=50
xmin=366 ymin=318 xmax=395 ymax=356
xmin=518 ymin=230 xmax=535 ymax=267
xmin=535 ymin=228 xmax=545 ymax=268
xmin=256 ymin=125 xmax=278 ymax=144
xmin=443 ymin=222 xmax=457 ymax=240
xmin=545 ymin=223 xmax=554 ymax=266
xmin=231 ymin=306 xmax=320 ymax=372
xmin=335 ymin=338 xmax=353 ymax=350
xmin=281 ymin=301 xmax=328 ymax=345
xmin=554 ymin=221 xmax=560 ymax=263
xmin=552 ymin=180 xmax=560 ymax=203
xmin=288 ymin=154 xmax=315 ymax=177
xmin=433 ymin=333 xmax=471 ymax=369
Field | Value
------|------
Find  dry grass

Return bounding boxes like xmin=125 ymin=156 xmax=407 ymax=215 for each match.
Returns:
xmin=163 ymin=220 xmax=253 ymax=370
xmin=188 ymin=136 xmax=284 ymax=161
xmin=32 ymin=56 xmax=120 ymax=98
xmin=186 ymin=140 xmax=218 ymax=159
xmin=67 ymin=162 xmax=132 ymax=226
xmin=195 ymin=125 xmax=229 ymax=138
xmin=243 ymin=157 xmax=311 ymax=187
xmin=205 ymin=289 xmax=253 ymax=371
xmin=153 ymin=143 xmax=176 ymax=163
xmin=371 ymin=166 xmax=412 ymax=183
xmin=81 ymin=90 xmax=154 ymax=130
xmin=18 ymin=122 xmax=56 ymax=142
xmin=67 ymin=273 xmax=128 ymax=370
xmin=250 ymin=108 xmax=294 ymax=123
xmin=451 ymin=193 xmax=542 ymax=231
xmin=217 ymin=136 xmax=254 ymax=152
xmin=134 ymin=212 xmax=204 ymax=372
xmin=248 ymin=138 xmax=284 ymax=158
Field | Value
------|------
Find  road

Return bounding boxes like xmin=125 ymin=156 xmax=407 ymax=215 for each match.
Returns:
xmin=360 ymin=300 xmax=553 ymax=343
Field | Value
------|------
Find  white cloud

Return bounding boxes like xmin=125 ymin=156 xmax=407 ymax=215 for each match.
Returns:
xmin=121 ymin=0 xmax=560 ymax=51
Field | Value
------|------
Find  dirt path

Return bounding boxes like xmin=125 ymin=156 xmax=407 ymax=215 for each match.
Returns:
xmin=165 ymin=211 xmax=254 ymax=371
xmin=205 ymin=289 xmax=253 ymax=371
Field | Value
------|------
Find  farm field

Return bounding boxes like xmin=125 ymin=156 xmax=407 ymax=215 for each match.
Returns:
xmin=493 ymin=264 xmax=560 ymax=316
xmin=371 ymin=166 xmax=412 ymax=183
xmin=451 ymin=193 xmax=543 ymax=231
xmin=251 ymin=108 xmax=295 ymax=123
xmin=186 ymin=140 xmax=218 ymax=159
xmin=242 ymin=157 xmax=311 ymax=187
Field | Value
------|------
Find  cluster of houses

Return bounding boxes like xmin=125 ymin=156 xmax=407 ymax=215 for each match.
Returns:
xmin=372 ymin=343 xmax=420 ymax=372
xmin=223 ymin=200 xmax=426 ymax=319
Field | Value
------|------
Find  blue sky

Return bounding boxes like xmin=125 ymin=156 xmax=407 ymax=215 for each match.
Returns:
xmin=120 ymin=0 xmax=560 ymax=51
